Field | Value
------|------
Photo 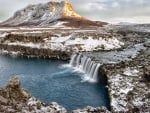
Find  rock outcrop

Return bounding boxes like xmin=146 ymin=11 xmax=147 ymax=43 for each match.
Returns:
xmin=0 ymin=77 xmax=30 ymax=105
xmin=0 ymin=44 xmax=70 ymax=60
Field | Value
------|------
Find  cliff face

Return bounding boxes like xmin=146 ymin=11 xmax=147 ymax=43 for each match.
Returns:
xmin=0 ymin=1 xmax=105 ymax=27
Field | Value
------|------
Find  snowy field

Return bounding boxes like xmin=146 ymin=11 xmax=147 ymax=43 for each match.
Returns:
xmin=0 ymin=27 xmax=124 ymax=52
xmin=3 ymin=34 xmax=124 ymax=52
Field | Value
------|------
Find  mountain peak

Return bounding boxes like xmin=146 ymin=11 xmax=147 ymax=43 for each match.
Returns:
xmin=61 ymin=1 xmax=83 ymax=18
xmin=49 ymin=1 xmax=83 ymax=19
xmin=0 ymin=1 xmax=107 ymax=27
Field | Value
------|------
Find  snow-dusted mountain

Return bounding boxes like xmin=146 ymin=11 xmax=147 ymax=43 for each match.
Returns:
xmin=0 ymin=1 xmax=106 ymax=27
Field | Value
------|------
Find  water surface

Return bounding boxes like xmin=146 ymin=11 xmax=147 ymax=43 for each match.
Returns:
xmin=0 ymin=55 xmax=110 ymax=110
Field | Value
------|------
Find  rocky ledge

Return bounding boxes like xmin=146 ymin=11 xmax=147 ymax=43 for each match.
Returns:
xmin=100 ymin=47 xmax=150 ymax=112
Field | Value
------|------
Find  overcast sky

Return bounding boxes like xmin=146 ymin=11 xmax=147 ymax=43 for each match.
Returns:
xmin=0 ymin=0 xmax=150 ymax=23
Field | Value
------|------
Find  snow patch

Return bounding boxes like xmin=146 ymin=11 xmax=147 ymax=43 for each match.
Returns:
xmin=53 ymin=36 xmax=124 ymax=51
xmin=6 ymin=42 xmax=42 ymax=48
xmin=51 ymin=22 xmax=67 ymax=28
xmin=123 ymin=67 xmax=139 ymax=76
xmin=26 ymin=97 xmax=67 ymax=113
xmin=0 ymin=32 xmax=8 ymax=38
xmin=0 ymin=28 xmax=17 ymax=31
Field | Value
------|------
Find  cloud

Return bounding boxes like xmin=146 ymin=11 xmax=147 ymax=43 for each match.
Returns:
xmin=111 ymin=2 xmax=120 ymax=8
xmin=110 ymin=16 xmax=150 ymax=24
xmin=0 ymin=0 xmax=150 ymax=23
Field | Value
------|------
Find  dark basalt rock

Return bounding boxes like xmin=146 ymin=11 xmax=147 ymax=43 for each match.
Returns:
xmin=4 ymin=33 xmax=55 ymax=43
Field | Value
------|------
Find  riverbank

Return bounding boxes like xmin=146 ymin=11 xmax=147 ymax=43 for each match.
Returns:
xmin=102 ymin=47 xmax=150 ymax=112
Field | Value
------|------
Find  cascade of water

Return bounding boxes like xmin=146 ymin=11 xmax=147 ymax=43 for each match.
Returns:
xmin=85 ymin=58 xmax=92 ymax=73
xmin=80 ymin=56 xmax=85 ymax=66
xmin=83 ymin=58 xmax=91 ymax=72
xmin=93 ymin=64 xmax=101 ymax=80
xmin=70 ymin=54 xmax=77 ymax=66
xmin=89 ymin=63 xmax=97 ymax=78
xmin=87 ymin=61 xmax=94 ymax=74
xmin=82 ymin=56 xmax=88 ymax=70
xmin=70 ymin=54 xmax=101 ymax=82
xmin=76 ymin=54 xmax=82 ymax=67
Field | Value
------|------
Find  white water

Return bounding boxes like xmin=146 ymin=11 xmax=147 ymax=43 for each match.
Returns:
xmin=70 ymin=54 xmax=101 ymax=82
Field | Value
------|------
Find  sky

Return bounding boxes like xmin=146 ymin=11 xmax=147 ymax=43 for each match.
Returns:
xmin=0 ymin=0 xmax=150 ymax=23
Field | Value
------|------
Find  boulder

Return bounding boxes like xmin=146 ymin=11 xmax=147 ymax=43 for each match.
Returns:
xmin=0 ymin=95 xmax=8 ymax=104
xmin=6 ymin=76 xmax=21 ymax=89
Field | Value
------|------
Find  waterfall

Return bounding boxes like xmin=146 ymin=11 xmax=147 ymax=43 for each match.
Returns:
xmin=76 ymin=54 xmax=82 ymax=67
xmin=93 ymin=64 xmax=101 ymax=80
xmin=69 ymin=54 xmax=101 ymax=82
xmin=69 ymin=54 xmax=77 ymax=66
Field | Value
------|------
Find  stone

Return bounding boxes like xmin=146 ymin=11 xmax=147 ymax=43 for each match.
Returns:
xmin=144 ymin=42 xmax=150 ymax=47
xmin=6 ymin=76 xmax=20 ymax=89
xmin=143 ymin=66 xmax=150 ymax=82
xmin=5 ymin=77 xmax=31 ymax=103
xmin=0 ymin=96 xmax=8 ymax=104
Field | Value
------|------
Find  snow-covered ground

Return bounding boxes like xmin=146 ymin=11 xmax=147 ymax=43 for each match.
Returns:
xmin=108 ymin=65 xmax=149 ymax=112
xmin=50 ymin=35 xmax=124 ymax=51
xmin=50 ymin=22 xmax=67 ymax=28
xmin=4 ymin=34 xmax=124 ymax=52
xmin=0 ymin=28 xmax=17 ymax=31
xmin=25 ymin=97 xmax=67 ymax=113
xmin=123 ymin=67 xmax=139 ymax=76
xmin=0 ymin=32 xmax=8 ymax=38
xmin=108 ymin=73 xmax=134 ymax=111
xmin=84 ymin=43 xmax=146 ymax=64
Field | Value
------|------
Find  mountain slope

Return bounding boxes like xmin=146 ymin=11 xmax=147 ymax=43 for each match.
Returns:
xmin=0 ymin=1 xmax=107 ymax=27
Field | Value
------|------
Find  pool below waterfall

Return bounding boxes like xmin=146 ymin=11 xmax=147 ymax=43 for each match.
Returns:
xmin=0 ymin=55 xmax=110 ymax=111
